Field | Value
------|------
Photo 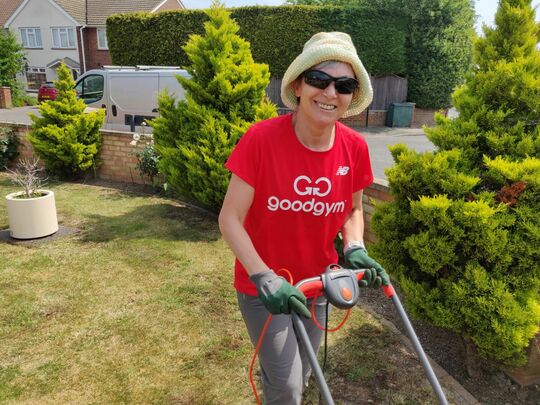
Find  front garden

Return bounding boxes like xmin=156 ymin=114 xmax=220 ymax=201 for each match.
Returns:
xmin=0 ymin=177 xmax=449 ymax=404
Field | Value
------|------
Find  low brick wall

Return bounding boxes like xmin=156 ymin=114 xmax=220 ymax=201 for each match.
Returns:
xmin=280 ymin=107 xmax=443 ymax=128
xmin=2 ymin=122 xmax=392 ymax=241
xmin=412 ymin=108 xmax=447 ymax=128
xmin=97 ymin=131 xmax=148 ymax=184
xmin=363 ymin=179 xmax=393 ymax=245
xmin=340 ymin=109 xmax=387 ymax=128
xmin=2 ymin=123 xmax=148 ymax=185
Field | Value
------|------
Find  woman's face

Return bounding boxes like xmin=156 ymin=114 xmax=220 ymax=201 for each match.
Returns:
xmin=293 ymin=61 xmax=355 ymax=127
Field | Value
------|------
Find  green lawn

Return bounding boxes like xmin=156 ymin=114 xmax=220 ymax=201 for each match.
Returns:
xmin=0 ymin=175 xmax=448 ymax=404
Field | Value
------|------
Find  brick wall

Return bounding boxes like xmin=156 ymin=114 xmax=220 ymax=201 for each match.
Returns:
xmin=340 ymin=107 xmax=444 ymax=129
xmin=3 ymin=123 xmax=148 ymax=185
xmin=339 ymin=110 xmax=386 ymax=128
xmin=363 ymin=179 xmax=393 ymax=245
xmin=282 ymin=107 xmax=446 ymax=128
xmin=0 ymin=87 xmax=12 ymax=109
xmin=412 ymin=108 xmax=447 ymax=128
xmin=96 ymin=130 xmax=148 ymax=184
xmin=3 ymin=122 xmax=392 ymax=242
xmin=84 ymin=28 xmax=112 ymax=71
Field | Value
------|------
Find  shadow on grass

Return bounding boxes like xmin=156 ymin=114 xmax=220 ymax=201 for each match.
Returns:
xmin=80 ymin=202 xmax=220 ymax=243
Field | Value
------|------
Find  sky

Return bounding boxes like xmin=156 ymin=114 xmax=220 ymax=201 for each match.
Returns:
xmin=182 ymin=0 xmax=540 ymax=35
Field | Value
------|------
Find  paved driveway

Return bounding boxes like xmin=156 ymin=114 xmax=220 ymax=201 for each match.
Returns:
xmin=0 ymin=107 xmax=436 ymax=180
xmin=0 ymin=105 xmax=35 ymax=125
xmin=360 ymin=127 xmax=436 ymax=181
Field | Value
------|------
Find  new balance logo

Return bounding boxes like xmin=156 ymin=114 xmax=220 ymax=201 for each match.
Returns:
xmin=336 ymin=166 xmax=349 ymax=176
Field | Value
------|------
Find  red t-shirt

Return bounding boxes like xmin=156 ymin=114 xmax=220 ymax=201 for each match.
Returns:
xmin=225 ymin=114 xmax=373 ymax=296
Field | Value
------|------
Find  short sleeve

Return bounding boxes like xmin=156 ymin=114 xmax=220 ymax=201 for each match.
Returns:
xmin=224 ymin=126 xmax=259 ymax=188
xmin=353 ymin=137 xmax=374 ymax=192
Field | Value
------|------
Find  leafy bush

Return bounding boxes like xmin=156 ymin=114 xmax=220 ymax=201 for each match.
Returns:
xmin=107 ymin=6 xmax=407 ymax=78
xmin=403 ymin=0 xmax=474 ymax=108
xmin=0 ymin=126 xmax=19 ymax=170
xmin=131 ymin=129 xmax=161 ymax=185
xmin=372 ymin=0 xmax=540 ymax=367
xmin=0 ymin=30 xmax=24 ymax=85
xmin=11 ymin=82 xmax=38 ymax=107
xmin=28 ymin=64 xmax=105 ymax=179
xmin=152 ymin=3 xmax=277 ymax=210
xmin=136 ymin=144 xmax=160 ymax=183
xmin=107 ymin=3 xmax=473 ymax=108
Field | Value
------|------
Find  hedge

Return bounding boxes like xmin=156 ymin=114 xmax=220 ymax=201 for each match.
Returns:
xmin=107 ymin=6 xmax=407 ymax=78
xmin=107 ymin=4 xmax=473 ymax=109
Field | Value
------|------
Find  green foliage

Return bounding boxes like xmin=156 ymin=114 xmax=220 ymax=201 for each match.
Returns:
xmin=372 ymin=0 xmax=540 ymax=366
xmin=28 ymin=64 xmax=105 ymax=179
xmin=0 ymin=30 xmax=25 ymax=88
xmin=403 ymin=0 xmax=475 ymax=108
xmin=0 ymin=30 xmax=30 ymax=106
xmin=152 ymin=3 xmax=277 ymax=210
xmin=106 ymin=11 xmax=207 ymax=69
xmin=136 ymin=145 xmax=160 ymax=184
xmin=0 ymin=126 xmax=19 ymax=170
xmin=107 ymin=6 xmax=407 ymax=78
xmin=107 ymin=3 xmax=474 ymax=108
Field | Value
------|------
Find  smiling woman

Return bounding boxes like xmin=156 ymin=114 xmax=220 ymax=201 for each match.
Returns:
xmin=218 ymin=31 xmax=390 ymax=404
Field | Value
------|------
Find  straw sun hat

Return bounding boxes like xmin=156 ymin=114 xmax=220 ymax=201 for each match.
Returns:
xmin=280 ymin=32 xmax=373 ymax=118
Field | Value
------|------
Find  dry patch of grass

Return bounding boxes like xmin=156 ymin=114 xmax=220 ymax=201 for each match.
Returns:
xmin=1 ymin=176 xmax=449 ymax=404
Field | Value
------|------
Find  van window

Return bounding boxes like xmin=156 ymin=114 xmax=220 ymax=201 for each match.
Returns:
xmin=75 ymin=75 xmax=104 ymax=104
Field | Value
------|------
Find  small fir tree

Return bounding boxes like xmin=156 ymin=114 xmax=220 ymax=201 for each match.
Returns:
xmin=152 ymin=1 xmax=277 ymax=210
xmin=372 ymin=0 xmax=540 ymax=367
xmin=28 ymin=64 xmax=105 ymax=178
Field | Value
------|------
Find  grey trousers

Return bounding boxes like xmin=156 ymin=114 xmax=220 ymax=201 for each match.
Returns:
xmin=237 ymin=292 xmax=330 ymax=405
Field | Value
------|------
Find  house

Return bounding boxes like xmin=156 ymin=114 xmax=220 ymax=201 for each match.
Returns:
xmin=2 ymin=0 xmax=184 ymax=91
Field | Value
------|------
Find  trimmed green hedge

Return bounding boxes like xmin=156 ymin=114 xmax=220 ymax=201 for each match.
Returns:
xmin=404 ymin=0 xmax=474 ymax=108
xmin=107 ymin=6 xmax=407 ymax=77
xmin=107 ymin=4 xmax=473 ymax=109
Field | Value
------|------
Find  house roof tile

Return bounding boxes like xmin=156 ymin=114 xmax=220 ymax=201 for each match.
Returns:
xmin=54 ymin=0 xmax=87 ymax=24
xmin=86 ymin=0 xmax=173 ymax=26
xmin=2 ymin=0 xmax=183 ymax=29
xmin=0 ymin=0 xmax=24 ymax=27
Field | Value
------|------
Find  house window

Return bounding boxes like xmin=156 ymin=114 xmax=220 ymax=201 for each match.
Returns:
xmin=20 ymin=28 xmax=42 ymax=48
xmin=97 ymin=28 xmax=108 ymax=50
xmin=52 ymin=27 xmax=76 ymax=48
xmin=26 ymin=67 xmax=46 ymax=90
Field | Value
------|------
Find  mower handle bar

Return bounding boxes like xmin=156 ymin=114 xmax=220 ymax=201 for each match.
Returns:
xmin=294 ymin=267 xmax=396 ymax=298
xmin=291 ymin=266 xmax=448 ymax=405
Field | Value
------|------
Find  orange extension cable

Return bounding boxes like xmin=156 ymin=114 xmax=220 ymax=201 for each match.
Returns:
xmin=248 ymin=269 xmax=350 ymax=404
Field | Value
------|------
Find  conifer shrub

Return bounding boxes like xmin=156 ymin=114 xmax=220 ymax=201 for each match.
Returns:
xmin=152 ymin=2 xmax=277 ymax=210
xmin=28 ymin=64 xmax=105 ymax=178
xmin=372 ymin=0 xmax=540 ymax=367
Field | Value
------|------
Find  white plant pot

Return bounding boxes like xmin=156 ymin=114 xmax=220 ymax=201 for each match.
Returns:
xmin=5 ymin=190 xmax=59 ymax=239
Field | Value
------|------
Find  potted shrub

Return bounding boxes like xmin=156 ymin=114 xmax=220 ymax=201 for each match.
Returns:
xmin=5 ymin=157 xmax=58 ymax=239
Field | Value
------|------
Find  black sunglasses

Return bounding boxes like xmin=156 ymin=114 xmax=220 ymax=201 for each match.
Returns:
xmin=303 ymin=70 xmax=359 ymax=94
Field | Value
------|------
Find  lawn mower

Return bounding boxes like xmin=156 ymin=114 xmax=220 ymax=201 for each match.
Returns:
xmin=291 ymin=264 xmax=449 ymax=405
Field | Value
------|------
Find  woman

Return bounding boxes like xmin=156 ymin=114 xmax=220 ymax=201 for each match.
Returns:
xmin=219 ymin=32 xmax=389 ymax=404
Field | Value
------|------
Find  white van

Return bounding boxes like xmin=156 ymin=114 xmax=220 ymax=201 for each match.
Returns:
xmin=74 ymin=66 xmax=190 ymax=131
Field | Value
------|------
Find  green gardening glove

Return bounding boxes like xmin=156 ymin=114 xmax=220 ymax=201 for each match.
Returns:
xmin=344 ymin=247 xmax=390 ymax=288
xmin=250 ymin=270 xmax=311 ymax=318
